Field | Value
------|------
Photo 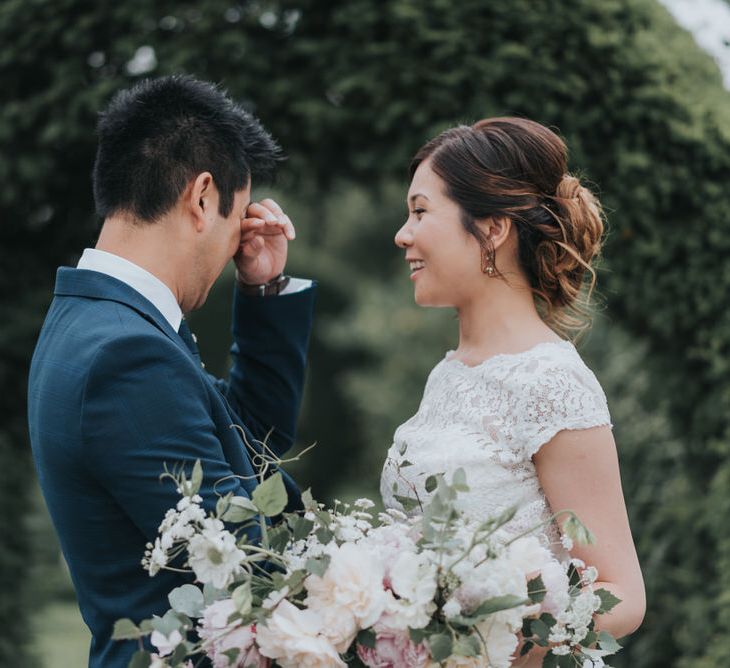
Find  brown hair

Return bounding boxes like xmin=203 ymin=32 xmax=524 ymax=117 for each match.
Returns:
xmin=410 ymin=117 xmax=604 ymax=338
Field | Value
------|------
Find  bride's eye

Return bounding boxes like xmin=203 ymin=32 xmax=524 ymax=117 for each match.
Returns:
xmin=412 ymin=208 xmax=426 ymax=217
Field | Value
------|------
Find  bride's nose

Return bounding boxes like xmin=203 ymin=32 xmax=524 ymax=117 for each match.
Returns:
xmin=395 ymin=221 xmax=413 ymax=248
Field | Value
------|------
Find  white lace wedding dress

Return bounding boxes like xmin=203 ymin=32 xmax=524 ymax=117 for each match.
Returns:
xmin=380 ymin=340 xmax=612 ymax=559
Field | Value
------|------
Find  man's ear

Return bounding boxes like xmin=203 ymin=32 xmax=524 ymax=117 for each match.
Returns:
xmin=478 ymin=215 xmax=512 ymax=249
xmin=188 ymin=172 xmax=215 ymax=232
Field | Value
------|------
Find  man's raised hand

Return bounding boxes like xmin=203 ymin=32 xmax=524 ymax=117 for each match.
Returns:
xmin=235 ymin=198 xmax=296 ymax=285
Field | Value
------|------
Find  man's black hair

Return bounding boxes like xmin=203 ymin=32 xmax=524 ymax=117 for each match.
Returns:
xmin=92 ymin=74 xmax=282 ymax=222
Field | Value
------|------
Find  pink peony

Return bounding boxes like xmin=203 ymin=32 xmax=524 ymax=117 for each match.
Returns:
xmin=198 ymin=599 xmax=270 ymax=668
xmin=356 ymin=628 xmax=430 ymax=668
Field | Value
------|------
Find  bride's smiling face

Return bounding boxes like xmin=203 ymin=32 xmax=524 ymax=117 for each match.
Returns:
xmin=395 ymin=160 xmax=483 ymax=307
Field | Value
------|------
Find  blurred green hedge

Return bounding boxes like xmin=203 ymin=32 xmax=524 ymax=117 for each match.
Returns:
xmin=3 ymin=1 xmax=730 ymax=665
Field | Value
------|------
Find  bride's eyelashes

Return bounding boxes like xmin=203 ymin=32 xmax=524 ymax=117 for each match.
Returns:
xmin=411 ymin=207 xmax=426 ymax=218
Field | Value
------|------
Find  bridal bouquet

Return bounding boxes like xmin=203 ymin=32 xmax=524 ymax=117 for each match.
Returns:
xmin=115 ymin=462 xmax=621 ymax=668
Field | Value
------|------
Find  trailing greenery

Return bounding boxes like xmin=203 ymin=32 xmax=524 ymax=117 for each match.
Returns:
xmin=3 ymin=0 xmax=730 ymax=665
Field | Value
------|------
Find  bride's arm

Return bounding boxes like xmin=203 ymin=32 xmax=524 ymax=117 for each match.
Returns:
xmin=534 ymin=424 xmax=646 ymax=640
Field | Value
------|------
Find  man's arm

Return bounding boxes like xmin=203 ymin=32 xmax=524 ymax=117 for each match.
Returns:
xmin=221 ymin=282 xmax=316 ymax=458
xmin=81 ymin=332 xmax=257 ymax=543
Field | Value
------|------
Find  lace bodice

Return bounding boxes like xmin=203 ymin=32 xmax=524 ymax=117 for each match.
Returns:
xmin=380 ymin=341 xmax=612 ymax=558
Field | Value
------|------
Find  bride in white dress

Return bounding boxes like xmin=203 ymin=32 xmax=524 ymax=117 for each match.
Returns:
xmin=380 ymin=118 xmax=645 ymax=666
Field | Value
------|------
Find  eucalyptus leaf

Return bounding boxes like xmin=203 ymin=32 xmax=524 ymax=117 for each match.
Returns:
xmin=252 ymin=472 xmax=288 ymax=517
xmin=190 ymin=459 xmax=203 ymax=495
xmin=393 ymin=494 xmax=420 ymax=512
xmin=453 ymin=635 xmax=479 ymax=656
xmin=598 ymin=631 xmax=622 ymax=654
xmin=424 ymin=475 xmax=438 ymax=493
xmin=595 ymin=588 xmax=622 ymax=614
xmin=129 ymin=650 xmax=152 ymax=668
xmin=168 ymin=584 xmax=204 ymax=617
xmin=357 ymin=628 xmax=376 ymax=649
xmin=232 ymin=582 xmax=253 ymax=615
xmin=112 ymin=618 xmax=142 ymax=640
xmin=428 ymin=633 xmax=453 ymax=662
xmin=527 ymin=575 xmax=546 ymax=603
xmin=150 ymin=609 xmax=183 ymax=636
xmin=305 ymin=555 xmax=331 ymax=577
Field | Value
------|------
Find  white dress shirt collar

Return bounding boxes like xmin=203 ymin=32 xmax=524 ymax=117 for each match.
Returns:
xmin=77 ymin=248 xmax=183 ymax=332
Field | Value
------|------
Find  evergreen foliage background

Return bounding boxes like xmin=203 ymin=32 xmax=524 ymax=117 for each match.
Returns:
xmin=2 ymin=1 xmax=728 ymax=665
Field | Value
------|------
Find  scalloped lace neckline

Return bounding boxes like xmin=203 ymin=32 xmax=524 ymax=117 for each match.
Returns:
xmin=443 ymin=340 xmax=574 ymax=371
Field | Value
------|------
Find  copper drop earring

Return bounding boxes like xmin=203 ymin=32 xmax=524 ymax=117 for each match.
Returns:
xmin=481 ymin=241 xmax=496 ymax=276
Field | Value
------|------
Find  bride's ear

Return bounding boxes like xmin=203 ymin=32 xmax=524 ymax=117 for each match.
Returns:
xmin=478 ymin=215 xmax=512 ymax=249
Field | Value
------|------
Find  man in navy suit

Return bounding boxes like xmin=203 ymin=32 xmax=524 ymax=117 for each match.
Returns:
xmin=27 ymin=75 xmax=316 ymax=667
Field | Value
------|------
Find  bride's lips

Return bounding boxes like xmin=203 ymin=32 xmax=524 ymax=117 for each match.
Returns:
xmin=407 ymin=258 xmax=425 ymax=279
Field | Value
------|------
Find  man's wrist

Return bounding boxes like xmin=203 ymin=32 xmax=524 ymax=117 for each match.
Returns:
xmin=236 ymin=271 xmax=291 ymax=297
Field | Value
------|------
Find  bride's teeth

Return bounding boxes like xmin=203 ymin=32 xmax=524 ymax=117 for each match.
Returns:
xmin=409 ymin=261 xmax=425 ymax=271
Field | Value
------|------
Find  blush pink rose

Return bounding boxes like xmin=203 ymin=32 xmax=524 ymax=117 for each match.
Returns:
xmin=356 ymin=628 xmax=430 ymax=668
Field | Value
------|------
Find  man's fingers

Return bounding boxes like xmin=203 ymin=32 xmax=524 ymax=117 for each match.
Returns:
xmin=259 ymin=198 xmax=284 ymax=215
xmin=240 ymin=217 xmax=266 ymax=233
xmin=246 ymin=202 xmax=277 ymax=222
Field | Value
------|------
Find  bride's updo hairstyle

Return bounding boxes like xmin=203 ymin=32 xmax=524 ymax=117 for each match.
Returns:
xmin=410 ymin=117 xmax=604 ymax=337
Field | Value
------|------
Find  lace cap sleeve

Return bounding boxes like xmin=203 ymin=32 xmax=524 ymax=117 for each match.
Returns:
xmin=517 ymin=355 xmax=612 ymax=460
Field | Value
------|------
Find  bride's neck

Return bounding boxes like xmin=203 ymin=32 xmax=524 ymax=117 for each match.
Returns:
xmin=455 ymin=280 xmax=559 ymax=361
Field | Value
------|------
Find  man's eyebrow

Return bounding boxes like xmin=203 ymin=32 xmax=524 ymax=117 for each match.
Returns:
xmin=408 ymin=193 xmax=430 ymax=204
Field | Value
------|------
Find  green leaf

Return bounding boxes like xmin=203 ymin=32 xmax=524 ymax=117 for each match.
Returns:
xmin=268 ymin=524 xmax=292 ymax=552
xmin=168 ymin=584 xmax=204 ymax=618
xmin=305 ymin=555 xmax=331 ymax=577
xmin=315 ymin=526 xmax=334 ymax=544
xmin=453 ymin=634 xmax=480 ymax=656
xmin=232 ymin=583 xmax=253 ymax=615
xmin=428 ymin=633 xmax=453 ymax=662
xmin=357 ymin=628 xmax=376 ymax=649
xmin=424 ymin=475 xmax=438 ymax=493
xmin=169 ymin=642 xmax=190 ymax=665
xmin=222 ymin=648 xmax=241 ymax=664
xmin=527 ymin=575 xmax=546 ymax=603
xmin=203 ymin=582 xmax=227 ymax=606
xmin=112 ymin=618 xmax=142 ymax=640
xmin=595 ymin=588 xmax=622 ymax=614
xmin=452 ymin=468 xmax=469 ymax=491
xmin=128 ymin=650 xmax=152 ymax=668
xmin=472 ymin=594 xmax=531 ymax=616
xmin=529 ymin=618 xmax=550 ymax=645
xmin=190 ymin=459 xmax=203 ymax=495
xmin=409 ymin=627 xmax=428 ymax=644
xmin=216 ymin=492 xmax=232 ymax=517
xmin=150 ymin=610 xmax=183 ymax=636
xmin=252 ymin=472 xmax=288 ymax=517
xmin=598 ymin=631 xmax=622 ymax=654
xmin=520 ymin=640 xmax=534 ymax=656
xmin=289 ymin=515 xmax=315 ymax=541
xmin=563 ymin=515 xmax=595 ymax=546
xmin=223 ymin=496 xmax=259 ymax=523
xmin=393 ymin=494 xmax=420 ymax=511
xmin=542 ymin=652 xmax=559 ymax=668
xmin=301 ymin=488 xmax=317 ymax=511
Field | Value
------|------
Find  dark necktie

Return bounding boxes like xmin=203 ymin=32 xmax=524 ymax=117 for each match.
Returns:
xmin=178 ymin=319 xmax=201 ymax=360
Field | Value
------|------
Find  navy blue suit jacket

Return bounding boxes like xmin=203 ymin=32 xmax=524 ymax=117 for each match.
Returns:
xmin=28 ymin=267 xmax=315 ymax=668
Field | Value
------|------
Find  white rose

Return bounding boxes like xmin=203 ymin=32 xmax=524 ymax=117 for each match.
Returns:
xmin=389 ymin=551 xmax=437 ymax=606
xmin=506 ymin=536 xmax=553 ymax=575
xmin=306 ymin=542 xmax=389 ymax=629
xmin=257 ymin=600 xmax=345 ymax=668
